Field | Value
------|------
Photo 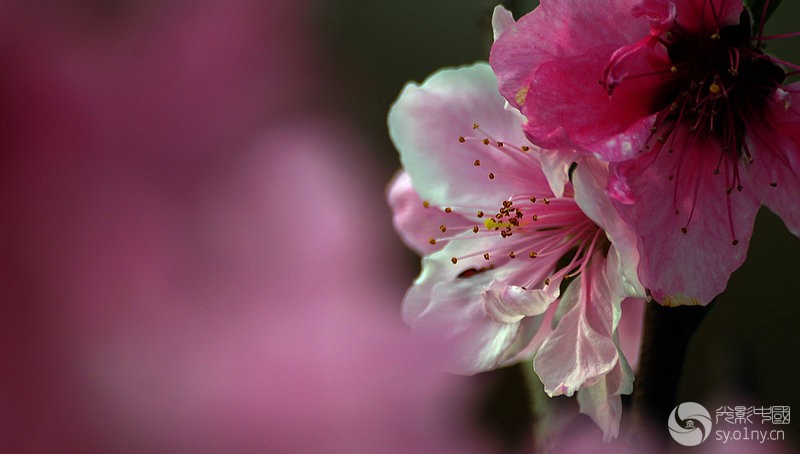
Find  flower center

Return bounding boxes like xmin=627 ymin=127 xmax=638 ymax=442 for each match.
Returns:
xmin=605 ymin=6 xmax=798 ymax=244
xmin=425 ymin=124 xmax=608 ymax=289
xmin=656 ymin=10 xmax=786 ymax=157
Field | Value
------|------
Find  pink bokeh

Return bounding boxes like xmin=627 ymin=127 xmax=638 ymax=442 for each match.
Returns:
xmin=0 ymin=1 xmax=482 ymax=451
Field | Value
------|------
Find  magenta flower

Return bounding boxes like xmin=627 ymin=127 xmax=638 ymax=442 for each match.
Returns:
xmin=387 ymin=61 xmax=647 ymax=439
xmin=491 ymin=1 xmax=800 ymax=305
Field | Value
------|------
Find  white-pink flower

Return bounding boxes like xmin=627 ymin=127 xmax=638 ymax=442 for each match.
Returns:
xmin=387 ymin=61 xmax=647 ymax=439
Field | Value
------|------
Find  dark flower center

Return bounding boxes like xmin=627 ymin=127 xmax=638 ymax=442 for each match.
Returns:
xmin=658 ymin=11 xmax=786 ymax=157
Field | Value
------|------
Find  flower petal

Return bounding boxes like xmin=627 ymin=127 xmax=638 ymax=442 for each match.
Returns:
xmin=572 ymin=158 xmax=645 ymax=299
xmin=576 ymin=346 xmax=634 ymax=441
xmin=673 ymin=0 xmax=743 ymax=31
xmin=490 ymin=0 xmax=648 ymax=110
xmin=404 ymin=232 xmax=559 ymax=374
xmin=617 ymin=297 xmax=645 ymax=370
xmin=739 ymin=84 xmax=800 ymax=237
xmin=491 ymin=5 xmax=515 ymax=42
xmin=611 ymin=131 xmax=760 ymax=305
xmin=386 ymin=170 xmax=471 ymax=255
xmin=534 ymin=253 xmax=619 ymax=397
xmin=388 ymin=63 xmax=546 ymax=211
xmin=538 ymin=148 xmax=579 ymax=198
xmin=519 ymin=47 xmax=662 ymax=160
xmin=482 ymin=279 xmax=560 ymax=324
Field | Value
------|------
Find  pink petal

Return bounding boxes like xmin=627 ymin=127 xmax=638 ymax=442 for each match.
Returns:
xmin=576 ymin=350 xmax=634 ymax=441
xmin=386 ymin=171 xmax=471 ymax=255
xmin=533 ymin=254 xmax=619 ymax=397
xmin=404 ymin=233 xmax=560 ymax=374
xmin=632 ymin=0 xmax=677 ymax=33
xmin=490 ymin=0 xmax=647 ymax=110
xmin=751 ymin=85 xmax=800 ymax=177
xmin=617 ymin=297 xmax=645 ymax=370
xmin=572 ymin=158 xmax=645 ymax=299
xmin=538 ymin=148 xmax=579 ymax=198
xmin=673 ymin=0 xmax=743 ymax=31
xmin=743 ymin=111 xmax=800 ymax=238
xmin=482 ymin=279 xmax=560 ymax=324
xmin=388 ymin=63 xmax=546 ymax=211
xmin=519 ymin=48 xmax=662 ymax=160
xmin=611 ymin=131 xmax=761 ymax=305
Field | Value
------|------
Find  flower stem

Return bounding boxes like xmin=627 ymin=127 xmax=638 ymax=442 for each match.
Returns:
xmin=523 ymin=363 xmax=555 ymax=452
xmin=631 ymin=300 xmax=714 ymax=447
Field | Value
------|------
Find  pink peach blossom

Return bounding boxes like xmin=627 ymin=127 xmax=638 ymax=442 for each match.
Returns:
xmin=491 ymin=1 xmax=800 ymax=306
xmin=387 ymin=62 xmax=647 ymax=439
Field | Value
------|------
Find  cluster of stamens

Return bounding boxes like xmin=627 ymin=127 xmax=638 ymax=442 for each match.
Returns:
xmin=420 ymin=123 xmax=608 ymax=289
xmin=603 ymin=2 xmax=796 ymax=245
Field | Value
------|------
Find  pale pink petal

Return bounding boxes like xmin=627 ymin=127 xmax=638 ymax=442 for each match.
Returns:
xmin=576 ymin=349 xmax=634 ymax=441
xmin=491 ymin=5 xmax=516 ymax=42
xmin=572 ymin=158 xmax=645 ymax=299
xmin=534 ymin=254 xmax=619 ymax=397
xmin=617 ymin=298 xmax=645 ymax=370
xmin=483 ymin=279 xmax=559 ymax=324
xmin=538 ymin=148 xmax=579 ymax=198
xmin=611 ymin=132 xmax=761 ymax=306
xmin=387 ymin=171 xmax=471 ymax=254
xmin=404 ymin=233 xmax=560 ymax=374
xmin=388 ymin=63 xmax=545 ymax=211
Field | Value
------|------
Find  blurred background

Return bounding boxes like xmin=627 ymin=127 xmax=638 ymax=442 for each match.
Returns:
xmin=1 ymin=0 xmax=798 ymax=452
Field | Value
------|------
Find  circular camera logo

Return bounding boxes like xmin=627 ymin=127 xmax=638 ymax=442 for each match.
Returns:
xmin=668 ymin=402 xmax=713 ymax=446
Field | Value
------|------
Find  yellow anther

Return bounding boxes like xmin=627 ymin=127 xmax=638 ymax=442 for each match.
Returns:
xmin=709 ymin=82 xmax=721 ymax=95
xmin=484 ymin=218 xmax=512 ymax=230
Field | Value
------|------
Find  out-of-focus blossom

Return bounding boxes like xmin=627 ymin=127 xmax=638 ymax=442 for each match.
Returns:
xmin=491 ymin=1 xmax=800 ymax=306
xmin=0 ymin=1 xmax=483 ymax=452
xmin=387 ymin=62 xmax=646 ymax=439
